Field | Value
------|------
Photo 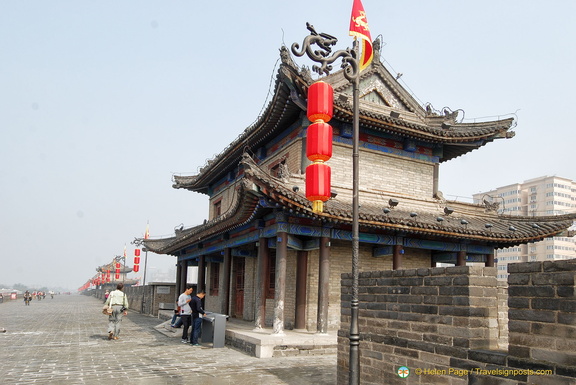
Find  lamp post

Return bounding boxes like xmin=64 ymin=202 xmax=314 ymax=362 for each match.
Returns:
xmin=131 ymin=240 xmax=148 ymax=286
xmin=142 ymin=247 xmax=149 ymax=286
xmin=292 ymin=23 xmax=362 ymax=385
xmin=132 ymin=239 xmax=149 ymax=314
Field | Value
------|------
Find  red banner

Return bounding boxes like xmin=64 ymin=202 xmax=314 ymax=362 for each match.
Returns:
xmin=349 ymin=0 xmax=373 ymax=71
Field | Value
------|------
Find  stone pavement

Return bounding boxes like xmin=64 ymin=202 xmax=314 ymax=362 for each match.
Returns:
xmin=0 ymin=295 xmax=336 ymax=385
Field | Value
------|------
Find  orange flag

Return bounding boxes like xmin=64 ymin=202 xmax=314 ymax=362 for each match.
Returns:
xmin=349 ymin=0 xmax=373 ymax=71
xmin=144 ymin=223 xmax=150 ymax=239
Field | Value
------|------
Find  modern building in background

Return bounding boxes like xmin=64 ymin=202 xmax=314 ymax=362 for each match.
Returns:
xmin=473 ymin=175 xmax=576 ymax=280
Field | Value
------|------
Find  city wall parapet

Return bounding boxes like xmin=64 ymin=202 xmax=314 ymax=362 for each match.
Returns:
xmin=337 ymin=261 xmax=576 ymax=384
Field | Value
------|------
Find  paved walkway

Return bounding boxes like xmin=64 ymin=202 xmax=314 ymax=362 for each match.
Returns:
xmin=0 ymin=295 xmax=336 ymax=384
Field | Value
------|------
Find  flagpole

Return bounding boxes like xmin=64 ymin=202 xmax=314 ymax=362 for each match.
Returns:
xmin=142 ymin=248 xmax=148 ymax=286
xmin=143 ymin=222 xmax=149 ymax=286
xmin=132 ymin=222 xmax=150 ymax=314
xmin=123 ymin=245 xmax=127 ymax=285
xmin=348 ymin=37 xmax=361 ymax=385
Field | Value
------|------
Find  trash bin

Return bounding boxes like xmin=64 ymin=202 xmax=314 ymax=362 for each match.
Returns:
xmin=201 ymin=312 xmax=228 ymax=348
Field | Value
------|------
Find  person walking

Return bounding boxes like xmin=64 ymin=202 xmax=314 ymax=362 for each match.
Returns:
xmin=177 ymin=285 xmax=194 ymax=343
xmin=190 ymin=290 xmax=207 ymax=346
xmin=105 ymin=283 xmax=129 ymax=340
xmin=24 ymin=291 xmax=31 ymax=306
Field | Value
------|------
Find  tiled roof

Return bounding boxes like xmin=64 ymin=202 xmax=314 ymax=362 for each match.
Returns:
xmin=144 ymin=155 xmax=575 ymax=255
xmin=143 ymin=178 xmax=262 ymax=254
xmin=241 ymin=155 xmax=575 ymax=247
xmin=173 ymin=46 xmax=515 ymax=193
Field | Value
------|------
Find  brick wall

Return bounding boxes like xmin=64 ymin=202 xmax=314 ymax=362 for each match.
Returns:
xmin=205 ymin=262 xmax=220 ymax=312
xmin=508 ymin=260 xmax=576 ymax=372
xmin=95 ymin=284 xmax=174 ymax=316
xmin=302 ymin=241 xmax=432 ymax=332
xmin=497 ymin=281 xmax=509 ymax=350
xmin=337 ymin=261 xmax=576 ymax=384
xmin=331 ymin=144 xmax=435 ymax=202
xmin=243 ymin=257 xmax=256 ymax=321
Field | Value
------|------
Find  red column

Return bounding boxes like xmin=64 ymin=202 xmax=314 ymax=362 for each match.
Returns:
xmin=485 ymin=252 xmax=495 ymax=267
xmin=392 ymin=245 xmax=403 ymax=270
xmin=457 ymin=250 xmax=466 ymax=266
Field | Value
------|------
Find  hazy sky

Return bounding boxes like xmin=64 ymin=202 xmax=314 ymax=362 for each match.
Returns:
xmin=1 ymin=1 xmax=575 ymax=290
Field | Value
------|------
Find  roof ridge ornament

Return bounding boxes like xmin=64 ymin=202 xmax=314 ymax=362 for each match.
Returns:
xmin=483 ymin=198 xmax=501 ymax=213
xmin=279 ymin=45 xmax=299 ymax=71
xmin=291 ymin=22 xmax=358 ymax=81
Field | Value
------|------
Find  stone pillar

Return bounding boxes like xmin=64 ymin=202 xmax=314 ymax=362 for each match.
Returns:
xmin=222 ymin=248 xmax=232 ymax=314
xmin=295 ymin=250 xmax=308 ymax=330
xmin=317 ymin=237 xmax=330 ymax=333
xmin=198 ymin=256 xmax=205 ymax=292
xmin=457 ymin=250 xmax=466 ymax=266
xmin=392 ymin=244 xmax=403 ymax=270
xmin=273 ymin=231 xmax=288 ymax=335
xmin=254 ymin=237 xmax=269 ymax=330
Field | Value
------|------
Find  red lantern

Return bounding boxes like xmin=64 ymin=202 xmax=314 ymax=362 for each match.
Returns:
xmin=305 ymin=82 xmax=334 ymax=213
xmin=115 ymin=262 xmax=121 ymax=269
xmin=307 ymin=82 xmax=333 ymax=123
xmin=306 ymin=163 xmax=331 ymax=213
xmin=134 ymin=256 xmax=140 ymax=265
xmin=307 ymin=122 xmax=333 ymax=162
xmin=133 ymin=265 xmax=140 ymax=272
xmin=115 ymin=273 xmax=120 ymax=280
xmin=135 ymin=249 xmax=141 ymax=257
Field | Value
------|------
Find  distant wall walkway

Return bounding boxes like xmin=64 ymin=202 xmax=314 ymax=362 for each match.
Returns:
xmin=88 ymin=282 xmax=177 ymax=316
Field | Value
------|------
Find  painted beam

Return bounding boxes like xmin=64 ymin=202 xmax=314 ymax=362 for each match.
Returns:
xmin=231 ymin=249 xmax=257 ymax=258
xmin=372 ymin=246 xmax=393 ymax=258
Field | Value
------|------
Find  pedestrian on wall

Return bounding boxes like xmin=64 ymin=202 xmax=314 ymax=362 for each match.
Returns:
xmin=177 ymin=285 xmax=194 ymax=343
xmin=104 ymin=289 xmax=110 ymax=303
xmin=105 ymin=283 xmax=128 ymax=340
xmin=190 ymin=290 xmax=207 ymax=346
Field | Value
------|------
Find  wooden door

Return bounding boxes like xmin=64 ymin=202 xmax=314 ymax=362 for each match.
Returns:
xmin=234 ymin=258 xmax=245 ymax=318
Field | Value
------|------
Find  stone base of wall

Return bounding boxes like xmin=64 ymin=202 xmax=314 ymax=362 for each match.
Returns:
xmin=225 ymin=334 xmax=257 ymax=357
xmin=272 ymin=344 xmax=337 ymax=357
xmin=224 ymin=324 xmax=337 ymax=359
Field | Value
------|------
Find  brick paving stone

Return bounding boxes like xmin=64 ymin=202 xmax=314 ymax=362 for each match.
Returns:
xmin=0 ymin=295 xmax=336 ymax=384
